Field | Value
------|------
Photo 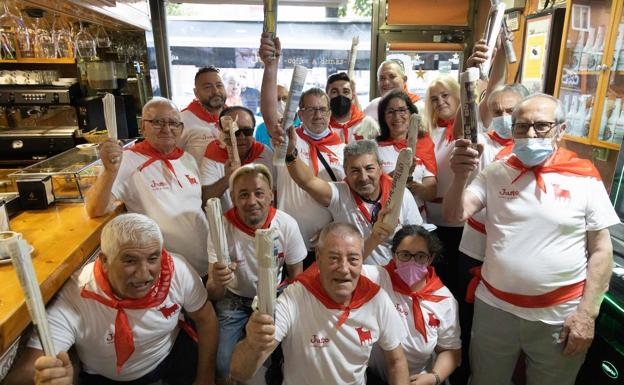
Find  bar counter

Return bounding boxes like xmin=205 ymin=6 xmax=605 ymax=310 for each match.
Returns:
xmin=0 ymin=202 xmax=124 ymax=354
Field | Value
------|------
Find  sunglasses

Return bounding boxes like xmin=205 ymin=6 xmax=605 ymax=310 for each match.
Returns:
xmin=225 ymin=127 xmax=254 ymax=137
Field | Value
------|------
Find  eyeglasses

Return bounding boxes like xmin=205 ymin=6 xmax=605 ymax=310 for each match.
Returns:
xmin=385 ymin=107 xmax=410 ymax=116
xmin=512 ymin=121 xmax=559 ymax=136
xmin=144 ymin=119 xmax=184 ymax=131
xmin=395 ymin=250 xmax=432 ymax=263
xmin=300 ymin=106 xmax=329 ymax=115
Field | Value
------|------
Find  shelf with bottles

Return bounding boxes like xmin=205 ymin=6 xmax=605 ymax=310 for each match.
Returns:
xmin=566 ymin=23 xmax=608 ymax=74
xmin=562 ymin=91 xmax=595 ymax=139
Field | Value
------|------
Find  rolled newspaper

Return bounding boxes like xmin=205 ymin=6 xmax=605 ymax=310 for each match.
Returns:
xmin=347 ymin=36 xmax=359 ymax=80
xmin=263 ymin=0 xmax=279 ymax=60
xmin=220 ymin=116 xmax=241 ymax=167
xmin=407 ymin=113 xmax=421 ymax=154
xmin=103 ymin=93 xmax=118 ymax=140
xmin=205 ymin=198 xmax=230 ymax=266
xmin=501 ymin=17 xmax=517 ymax=64
xmin=255 ymin=228 xmax=278 ymax=317
xmin=0 ymin=232 xmax=55 ymax=356
xmin=479 ymin=1 xmax=506 ymax=80
xmin=460 ymin=67 xmax=480 ymax=144
xmin=274 ymin=65 xmax=308 ymax=165
xmin=380 ymin=148 xmax=413 ymax=228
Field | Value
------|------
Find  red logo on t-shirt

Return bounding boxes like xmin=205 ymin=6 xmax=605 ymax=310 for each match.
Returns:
xmin=150 ymin=179 xmax=169 ymax=191
xmin=310 ymin=334 xmax=331 ymax=348
xmin=552 ymin=184 xmax=571 ymax=201
xmin=185 ymin=174 xmax=198 ymax=185
xmin=498 ymin=188 xmax=519 ymax=199
xmin=356 ymin=326 xmax=373 ymax=346
xmin=395 ymin=303 xmax=409 ymax=318
xmin=428 ymin=312 xmax=440 ymax=328
xmin=159 ymin=303 xmax=179 ymax=319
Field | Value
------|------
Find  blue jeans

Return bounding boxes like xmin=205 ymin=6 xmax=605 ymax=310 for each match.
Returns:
xmin=214 ymin=290 xmax=254 ymax=380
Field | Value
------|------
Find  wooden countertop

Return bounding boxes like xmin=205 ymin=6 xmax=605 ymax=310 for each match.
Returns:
xmin=0 ymin=203 xmax=124 ymax=353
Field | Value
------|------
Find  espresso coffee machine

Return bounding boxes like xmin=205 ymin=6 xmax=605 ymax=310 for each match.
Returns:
xmin=0 ymin=83 xmax=82 ymax=167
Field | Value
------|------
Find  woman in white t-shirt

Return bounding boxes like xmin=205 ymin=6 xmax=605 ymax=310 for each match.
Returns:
xmin=376 ymin=89 xmax=438 ymax=221
xmin=365 ymin=225 xmax=461 ymax=384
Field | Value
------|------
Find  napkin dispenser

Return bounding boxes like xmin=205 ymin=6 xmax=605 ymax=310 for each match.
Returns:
xmin=17 ymin=177 xmax=55 ymax=210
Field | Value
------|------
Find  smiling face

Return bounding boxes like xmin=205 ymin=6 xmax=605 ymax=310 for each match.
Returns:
xmin=231 ymin=172 xmax=273 ymax=228
xmin=316 ymin=231 xmax=363 ymax=306
xmin=378 ymin=62 xmax=407 ymax=97
xmin=141 ymin=104 xmax=183 ymax=155
xmin=344 ymin=153 xmax=382 ymax=201
xmin=102 ymin=240 xmax=162 ymax=299
xmin=194 ymin=71 xmax=226 ymax=112
xmin=429 ymin=83 xmax=459 ymax=121
xmin=384 ymin=97 xmax=410 ymax=140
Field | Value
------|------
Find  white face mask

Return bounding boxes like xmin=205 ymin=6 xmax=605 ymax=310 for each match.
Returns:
xmin=491 ymin=115 xmax=513 ymax=139
xmin=277 ymin=101 xmax=286 ymax=116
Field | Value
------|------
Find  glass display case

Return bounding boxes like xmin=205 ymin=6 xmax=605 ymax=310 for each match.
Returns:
xmin=554 ymin=0 xmax=624 ymax=150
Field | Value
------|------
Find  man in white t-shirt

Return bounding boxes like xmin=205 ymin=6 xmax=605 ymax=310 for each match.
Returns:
xmin=86 ymin=97 xmax=210 ymax=276
xmin=200 ymin=106 xmax=274 ymax=210
xmin=279 ymin=136 xmax=423 ymax=265
xmin=326 ymin=72 xmax=379 ymax=143
xmin=179 ymin=66 xmax=227 ymax=165
xmin=5 ymin=214 xmax=218 ymax=385
xmin=230 ymin=222 xmax=409 ymax=385
xmin=259 ymin=34 xmax=346 ymax=253
xmin=442 ymin=94 xmax=619 ymax=385
xmin=205 ymin=164 xmax=306 ymax=383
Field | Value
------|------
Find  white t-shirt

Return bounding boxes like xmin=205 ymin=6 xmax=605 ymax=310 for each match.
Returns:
xmin=330 ymin=116 xmax=380 ymax=143
xmin=179 ymin=109 xmax=220 ymax=166
xmin=377 ymin=144 xmax=436 ymax=220
xmin=274 ymin=280 xmax=406 ymax=385
xmin=199 ymin=144 xmax=275 ymax=212
xmin=276 ymin=135 xmax=345 ymax=249
xmin=362 ymin=265 xmax=461 ymax=378
xmin=459 ymin=132 xmax=508 ymax=260
xmin=28 ymin=254 xmax=207 ymax=381
xmin=466 ymin=160 xmax=620 ymax=324
xmin=111 ymin=150 xmax=210 ymax=275
xmin=207 ymin=209 xmax=307 ymax=298
xmin=328 ymin=181 xmax=423 ymax=265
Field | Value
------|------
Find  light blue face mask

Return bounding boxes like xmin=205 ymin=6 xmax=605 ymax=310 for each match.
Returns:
xmin=491 ymin=115 xmax=513 ymax=139
xmin=512 ymin=138 xmax=554 ymax=167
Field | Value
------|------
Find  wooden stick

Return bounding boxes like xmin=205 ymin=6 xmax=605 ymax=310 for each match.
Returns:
xmin=407 ymin=113 xmax=421 ymax=154
xmin=347 ymin=36 xmax=359 ymax=81
xmin=205 ymin=198 xmax=230 ymax=266
xmin=274 ymin=65 xmax=308 ymax=166
xmin=220 ymin=116 xmax=241 ymax=168
xmin=381 ymin=148 xmax=413 ymax=228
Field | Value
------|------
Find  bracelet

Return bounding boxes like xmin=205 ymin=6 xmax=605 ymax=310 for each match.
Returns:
xmin=431 ymin=371 xmax=441 ymax=385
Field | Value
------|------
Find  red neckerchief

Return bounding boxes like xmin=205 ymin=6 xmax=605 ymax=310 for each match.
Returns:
xmin=437 ymin=118 xmax=455 ymax=143
xmin=487 ymin=131 xmax=513 ymax=147
xmin=80 ymin=250 xmax=174 ymax=374
xmin=402 ymin=84 xmax=420 ymax=103
xmin=384 ymin=261 xmax=447 ymax=342
xmin=204 ymin=140 xmax=265 ymax=164
xmin=377 ymin=135 xmax=438 ymax=176
xmin=181 ymin=99 xmax=222 ymax=124
xmin=494 ymin=144 xmax=514 ymax=161
xmin=505 ymin=147 xmax=601 ymax=192
xmin=129 ymin=141 xmax=185 ymax=188
xmin=296 ymin=263 xmax=380 ymax=329
xmin=329 ymin=104 xmax=366 ymax=144
xmin=346 ymin=173 xmax=392 ymax=224
xmin=296 ymin=127 xmax=342 ymax=176
xmin=223 ymin=206 xmax=277 ymax=237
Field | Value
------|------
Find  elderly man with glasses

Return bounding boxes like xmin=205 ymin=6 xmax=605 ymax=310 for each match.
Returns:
xmin=86 ymin=97 xmax=211 ymax=276
xmin=200 ymin=106 xmax=275 ymax=211
xmin=442 ymin=93 xmax=619 ymax=385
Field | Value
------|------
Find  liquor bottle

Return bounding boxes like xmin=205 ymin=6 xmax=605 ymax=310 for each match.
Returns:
xmin=570 ymin=30 xmax=586 ymax=70
xmin=563 ymin=94 xmax=571 ymax=116
xmin=612 ymin=24 xmax=624 ymax=70
xmin=604 ymin=98 xmax=621 ymax=141
xmin=590 ymin=25 xmax=605 ymax=71
xmin=567 ymin=94 xmax=579 ymax=135
xmin=573 ymin=95 xmax=587 ymax=136
xmin=582 ymin=106 xmax=592 ymax=137
xmin=579 ymin=27 xmax=595 ymax=70
xmin=613 ymin=107 xmax=624 ymax=144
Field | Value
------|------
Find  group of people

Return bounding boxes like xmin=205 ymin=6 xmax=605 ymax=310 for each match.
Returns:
xmin=4 ymin=30 xmax=618 ymax=385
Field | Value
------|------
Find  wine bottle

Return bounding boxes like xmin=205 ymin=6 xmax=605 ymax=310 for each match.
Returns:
xmin=568 ymin=94 xmax=579 ymax=135
xmin=582 ymin=106 xmax=593 ymax=137
xmin=612 ymin=24 xmax=624 ymax=70
xmin=574 ymin=95 xmax=587 ymax=136
xmin=571 ymin=30 xmax=586 ymax=70
xmin=590 ymin=25 xmax=605 ymax=71
xmin=563 ymin=94 xmax=571 ymax=116
xmin=604 ymin=98 xmax=621 ymax=141
xmin=580 ymin=27 xmax=595 ymax=70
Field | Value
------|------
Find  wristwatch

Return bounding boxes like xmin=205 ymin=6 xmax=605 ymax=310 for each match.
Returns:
xmin=285 ymin=148 xmax=298 ymax=164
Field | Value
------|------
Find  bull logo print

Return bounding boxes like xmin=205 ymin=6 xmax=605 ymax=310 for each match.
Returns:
xmin=552 ymin=184 xmax=570 ymax=201
xmin=355 ymin=326 xmax=373 ymax=346
xmin=159 ymin=303 xmax=179 ymax=319
xmin=185 ymin=174 xmax=198 ymax=185
xmin=428 ymin=312 xmax=440 ymax=328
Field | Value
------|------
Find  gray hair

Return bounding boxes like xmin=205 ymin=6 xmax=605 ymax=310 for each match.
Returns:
xmin=487 ymin=83 xmax=530 ymax=106
xmin=142 ymin=97 xmax=180 ymax=119
xmin=377 ymin=59 xmax=406 ymax=80
xmin=511 ymin=93 xmax=566 ymax=124
xmin=343 ymin=139 xmax=381 ymax=167
xmin=228 ymin=163 xmax=273 ymax=191
xmin=100 ymin=213 xmax=163 ymax=262
xmin=316 ymin=222 xmax=363 ymax=254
